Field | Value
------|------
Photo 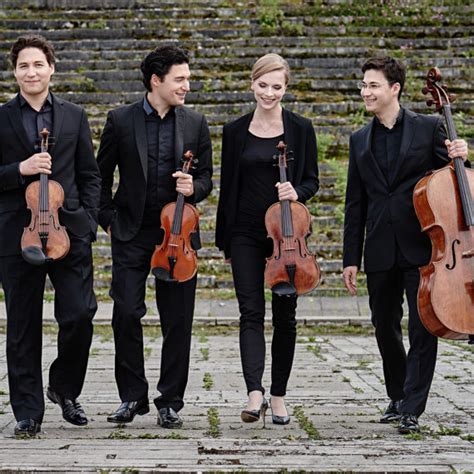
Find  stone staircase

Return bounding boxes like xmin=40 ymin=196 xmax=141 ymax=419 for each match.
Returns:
xmin=0 ymin=0 xmax=473 ymax=299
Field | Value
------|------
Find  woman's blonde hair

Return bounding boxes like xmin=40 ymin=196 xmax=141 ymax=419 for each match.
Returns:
xmin=251 ymin=53 xmax=290 ymax=85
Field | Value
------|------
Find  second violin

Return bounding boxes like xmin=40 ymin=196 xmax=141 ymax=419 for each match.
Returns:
xmin=150 ymin=150 xmax=199 ymax=282
xmin=264 ymin=141 xmax=320 ymax=296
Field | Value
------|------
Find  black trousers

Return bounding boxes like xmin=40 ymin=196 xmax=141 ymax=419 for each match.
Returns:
xmin=110 ymin=227 xmax=196 ymax=412
xmin=366 ymin=247 xmax=438 ymax=417
xmin=0 ymin=236 xmax=96 ymax=423
xmin=231 ymin=233 xmax=297 ymax=397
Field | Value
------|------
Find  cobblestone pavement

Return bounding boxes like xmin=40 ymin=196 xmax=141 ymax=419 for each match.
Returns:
xmin=0 ymin=299 xmax=473 ymax=472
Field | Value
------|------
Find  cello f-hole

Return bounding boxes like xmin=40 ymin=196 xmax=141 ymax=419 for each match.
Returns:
xmin=445 ymin=239 xmax=461 ymax=270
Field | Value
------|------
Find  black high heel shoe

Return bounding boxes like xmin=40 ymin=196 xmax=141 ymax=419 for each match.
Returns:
xmin=241 ymin=397 xmax=268 ymax=427
xmin=270 ymin=399 xmax=290 ymax=425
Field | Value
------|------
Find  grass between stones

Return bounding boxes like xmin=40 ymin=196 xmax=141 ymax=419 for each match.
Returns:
xmin=293 ymin=406 xmax=321 ymax=441
xmin=206 ymin=407 xmax=221 ymax=438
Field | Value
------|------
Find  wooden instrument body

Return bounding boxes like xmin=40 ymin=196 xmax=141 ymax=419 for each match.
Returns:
xmin=265 ymin=200 xmax=320 ymax=296
xmin=150 ymin=199 xmax=199 ymax=283
xmin=21 ymin=128 xmax=70 ymax=264
xmin=21 ymin=180 xmax=70 ymax=261
xmin=414 ymin=164 xmax=474 ymax=339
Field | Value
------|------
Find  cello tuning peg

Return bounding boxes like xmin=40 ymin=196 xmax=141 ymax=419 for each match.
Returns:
xmin=422 ymin=87 xmax=429 ymax=95
xmin=426 ymin=99 xmax=434 ymax=107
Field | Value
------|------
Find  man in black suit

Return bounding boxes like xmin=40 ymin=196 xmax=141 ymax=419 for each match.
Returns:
xmin=98 ymin=45 xmax=212 ymax=428
xmin=342 ymin=57 xmax=468 ymax=434
xmin=0 ymin=35 xmax=101 ymax=436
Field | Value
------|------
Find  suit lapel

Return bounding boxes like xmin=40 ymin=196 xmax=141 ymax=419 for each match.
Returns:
xmin=362 ymin=118 xmax=389 ymax=187
xmin=133 ymin=103 xmax=148 ymax=181
xmin=234 ymin=112 xmax=252 ymax=173
xmin=6 ymin=96 xmax=33 ymax=155
xmin=51 ymin=94 xmax=65 ymax=157
xmin=391 ymin=109 xmax=417 ymax=184
xmin=174 ymin=106 xmax=185 ymax=168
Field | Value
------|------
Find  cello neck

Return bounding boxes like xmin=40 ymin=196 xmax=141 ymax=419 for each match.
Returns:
xmin=442 ymin=104 xmax=474 ymax=227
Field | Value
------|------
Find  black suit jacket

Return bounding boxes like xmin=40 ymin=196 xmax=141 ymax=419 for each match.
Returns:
xmin=215 ymin=108 xmax=319 ymax=258
xmin=343 ymin=107 xmax=470 ymax=273
xmin=97 ymin=101 xmax=213 ymax=245
xmin=0 ymin=93 xmax=101 ymax=257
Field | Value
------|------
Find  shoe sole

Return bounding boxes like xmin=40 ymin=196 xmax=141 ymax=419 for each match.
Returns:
xmin=240 ymin=412 xmax=259 ymax=423
xmin=158 ymin=419 xmax=183 ymax=429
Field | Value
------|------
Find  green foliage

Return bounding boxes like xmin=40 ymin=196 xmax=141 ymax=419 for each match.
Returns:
xmin=207 ymin=407 xmax=221 ymax=438
xmin=203 ymin=372 xmax=214 ymax=390
xmin=293 ymin=406 xmax=321 ymax=440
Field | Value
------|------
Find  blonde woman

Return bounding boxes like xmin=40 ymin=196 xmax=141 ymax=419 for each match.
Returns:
xmin=216 ymin=54 xmax=319 ymax=425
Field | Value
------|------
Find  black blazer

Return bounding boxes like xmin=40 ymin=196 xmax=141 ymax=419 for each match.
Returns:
xmin=215 ymin=108 xmax=319 ymax=258
xmin=97 ymin=101 xmax=213 ymax=245
xmin=343 ymin=107 xmax=470 ymax=273
xmin=0 ymin=93 xmax=101 ymax=257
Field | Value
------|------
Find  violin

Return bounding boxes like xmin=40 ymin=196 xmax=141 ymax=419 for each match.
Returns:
xmin=21 ymin=128 xmax=70 ymax=265
xmin=413 ymin=67 xmax=474 ymax=339
xmin=150 ymin=150 xmax=199 ymax=282
xmin=264 ymin=141 xmax=320 ymax=296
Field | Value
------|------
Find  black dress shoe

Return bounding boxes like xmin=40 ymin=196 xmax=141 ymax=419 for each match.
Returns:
xmin=47 ymin=387 xmax=88 ymax=426
xmin=14 ymin=419 xmax=41 ymax=437
xmin=241 ymin=398 xmax=269 ymax=428
xmin=398 ymin=414 xmax=419 ymax=434
xmin=157 ymin=407 xmax=183 ymax=429
xmin=107 ymin=400 xmax=150 ymax=423
xmin=380 ymin=399 xmax=401 ymax=423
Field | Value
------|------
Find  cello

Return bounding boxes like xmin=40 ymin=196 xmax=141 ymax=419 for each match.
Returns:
xmin=21 ymin=128 xmax=70 ymax=265
xmin=150 ymin=150 xmax=199 ymax=282
xmin=413 ymin=67 xmax=474 ymax=340
xmin=264 ymin=141 xmax=320 ymax=296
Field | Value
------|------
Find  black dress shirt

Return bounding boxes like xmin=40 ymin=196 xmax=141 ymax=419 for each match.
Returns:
xmin=372 ymin=107 xmax=404 ymax=184
xmin=19 ymin=92 xmax=54 ymax=151
xmin=142 ymin=96 xmax=176 ymax=228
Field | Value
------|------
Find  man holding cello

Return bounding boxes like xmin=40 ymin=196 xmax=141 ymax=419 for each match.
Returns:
xmin=97 ymin=45 xmax=212 ymax=429
xmin=342 ymin=57 xmax=469 ymax=434
xmin=0 ymin=35 xmax=101 ymax=436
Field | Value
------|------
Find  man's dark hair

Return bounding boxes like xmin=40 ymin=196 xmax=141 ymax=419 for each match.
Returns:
xmin=361 ymin=56 xmax=406 ymax=100
xmin=140 ymin=45 xmax=189 ymax=92
xmin=10 ymin=34 xmax=56 ymax=68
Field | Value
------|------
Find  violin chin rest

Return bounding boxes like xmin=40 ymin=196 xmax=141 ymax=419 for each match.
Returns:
xmin=22 ymin=246 xmax=48 ymax=266
xmin=152 ymin=266 xmax=177 ymax=282
xmin=271 ymin=282 xmax=297 ymax=297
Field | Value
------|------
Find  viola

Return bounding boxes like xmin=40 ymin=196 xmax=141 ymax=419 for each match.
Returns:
xmin=264 ymin=141 xmax=320 ymax=296
xmin=150 ymin=150 xmax=199 ymax=282
xmin=21 ymin=128 xmax=70 ymax=265
xmin=413 ymin=67 xmax=474 ymax=339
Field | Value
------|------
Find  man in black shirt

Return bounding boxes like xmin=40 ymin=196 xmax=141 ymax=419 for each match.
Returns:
xmin=342 ymin=57 xmax=468 ymax=434
xmin=98 ymin=45 xmax=212 ymax=428
xmin=0 ymin=35 xmax=101 ymax=436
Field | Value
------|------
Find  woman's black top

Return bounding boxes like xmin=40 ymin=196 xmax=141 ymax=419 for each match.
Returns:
xmin=233 ymin=131 xmax=283 ymax=235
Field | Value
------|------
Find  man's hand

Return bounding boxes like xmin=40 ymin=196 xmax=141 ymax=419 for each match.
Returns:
xmin=445 ymin=139 xmax=468 ymax=162
xmin=276 ymin=182 xmax=298 ymax=201
xmin=19 ymin=152 xmax=52 ymax=176
xmin=343 ymin=265 xmax=358 ymax=296
xmin=173 ymin=171 xmax=194 ymax=197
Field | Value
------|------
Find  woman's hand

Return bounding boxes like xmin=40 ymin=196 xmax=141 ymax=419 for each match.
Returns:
xmin=276 ymin=182 xmax=298 ymax=201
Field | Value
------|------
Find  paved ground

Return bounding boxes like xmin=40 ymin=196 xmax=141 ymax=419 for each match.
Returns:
xmin=0 ymin=297 xmax=473 ymax=472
